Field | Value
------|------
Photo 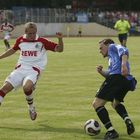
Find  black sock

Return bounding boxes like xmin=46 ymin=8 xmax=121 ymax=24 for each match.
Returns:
xmin=96 ymin=106 xmax=113 ymax=130
xmin=115 ymin=104 xmax=128 ymax=120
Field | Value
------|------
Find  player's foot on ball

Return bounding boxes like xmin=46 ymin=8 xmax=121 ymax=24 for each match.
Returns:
xmin=29 ymin=107 xmax=37 ymax=121
xmin=125 ymin=119 xmax=135 ymax=135
xmin=104 ymin=130 xmax=119 ymax=140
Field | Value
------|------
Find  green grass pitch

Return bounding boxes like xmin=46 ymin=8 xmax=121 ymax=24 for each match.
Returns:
xmin=0 ymin=37 xmax=139 ymax=140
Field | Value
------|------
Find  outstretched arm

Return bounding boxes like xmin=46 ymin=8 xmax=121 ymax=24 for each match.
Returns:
xmin=55 ymin=32 xmax=64 ymax=52
xmin=0 ymin=48 xmax=17 ymax=59
xmin=96 ymin=65 xmax=109 ymax=78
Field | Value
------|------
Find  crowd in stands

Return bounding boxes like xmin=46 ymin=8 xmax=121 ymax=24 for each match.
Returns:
xmin=0 ymin=8 xmax=140 ymax=35
xmin=93 ymin=10 xmax=140 ymax=35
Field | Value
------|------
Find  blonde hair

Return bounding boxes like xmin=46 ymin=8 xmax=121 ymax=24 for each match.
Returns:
xmin=25 ymin=22 xmax=37 ymax=32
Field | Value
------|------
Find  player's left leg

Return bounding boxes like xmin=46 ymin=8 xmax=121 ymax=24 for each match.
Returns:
xmin=4 ymin=39 xmax=10 ymax=50
xmin=112 ymin=99 xmax=135 ymax=135
xmin=122 ymin=33 xmax=128 ymax=47
xmin=23 ymin=79 xmax=37 ymax=121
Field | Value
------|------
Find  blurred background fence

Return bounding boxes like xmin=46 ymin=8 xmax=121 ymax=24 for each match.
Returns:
xmin=0 ymin=6 xmax=140 ymax=36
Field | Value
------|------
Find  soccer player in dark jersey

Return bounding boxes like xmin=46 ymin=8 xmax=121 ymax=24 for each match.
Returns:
xmin=93 ymin=39 xmax=136 ymax=140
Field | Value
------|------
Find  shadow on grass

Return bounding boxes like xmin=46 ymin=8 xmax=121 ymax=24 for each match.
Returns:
xmin=119 ymin=134 xmax=140 ymax=140
xmin=0 ymin=123 xmax=102 ymax=139
xmin=39 ymin=123 xmax=84 ymax=134
xmin=0 ymin=124 xmax=83 ymax=134
xmin=0 ymin=123 xmax=139 ymax=140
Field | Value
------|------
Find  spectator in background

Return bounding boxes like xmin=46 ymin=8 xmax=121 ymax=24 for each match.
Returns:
xmin=0 ymin=19 xmax=14 ymax=50
xmin=114 ymin=14 xmax=130 ymax=47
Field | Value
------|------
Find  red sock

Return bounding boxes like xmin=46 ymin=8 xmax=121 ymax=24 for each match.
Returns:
xmin=0 ymin=90 xmax=6 ymax=97
xmin=0 ymin=90 xmax=6 ymax=103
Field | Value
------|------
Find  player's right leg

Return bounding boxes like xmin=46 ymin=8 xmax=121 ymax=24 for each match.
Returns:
xmin=93 ymin=97 xmax=119 ymax=140
xmin=0 ymin=82 xmax=14 ymax=105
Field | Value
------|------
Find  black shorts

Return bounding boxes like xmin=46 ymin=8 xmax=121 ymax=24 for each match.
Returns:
xmin=95 ymin=74 xmax=131 ymax=102
xmin=118 ymin=33 xmax=128 ymax=43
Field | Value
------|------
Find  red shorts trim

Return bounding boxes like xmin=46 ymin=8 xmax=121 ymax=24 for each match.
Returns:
xmin=32 ymin=67 xmax=40 ymax=76
xmin=15 ymin=64 xmax=21 ymax=69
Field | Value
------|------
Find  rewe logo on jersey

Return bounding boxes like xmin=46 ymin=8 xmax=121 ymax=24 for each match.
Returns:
xmin=22 ymin=51 xmax=37 ymax=56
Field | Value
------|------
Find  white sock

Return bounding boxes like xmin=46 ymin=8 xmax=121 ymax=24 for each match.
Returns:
xmin=124 ymin=117 xmax=130 ymax=122
xmin=29 ymin=104 xmax=34 ymax=110
xmin=0 ymin=96 xmax=4 ymax=104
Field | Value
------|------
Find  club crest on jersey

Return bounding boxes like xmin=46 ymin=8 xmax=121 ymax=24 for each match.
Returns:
xmin=35 ymin=43 xmax=39 ymax=48
xmin=35 ymin=42 xmax=42 ymax=49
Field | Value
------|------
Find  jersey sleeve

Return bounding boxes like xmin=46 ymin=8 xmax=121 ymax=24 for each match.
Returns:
xmin=9 ymin=24 xmax=14 ymax=31
xmin=12 ymin=37 xmax=22 ymax=50
xmin=118 ymin=47 xmax=129 ymax=58
xmin=39 ymin=38 xmax=57 ymax=51
xmin=109 ymin=44 xmax=129 ymax=58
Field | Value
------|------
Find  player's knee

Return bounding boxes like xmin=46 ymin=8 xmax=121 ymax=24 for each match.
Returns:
xmin=112 ymin=101 xmax=120 ymax=109
xmin=23 ymin=86 xmax=33 ymax=95
xmin=93 ymin=98 xmax=106 ymax=109
xmin=92 ymin=100 xmax=100 ymax=109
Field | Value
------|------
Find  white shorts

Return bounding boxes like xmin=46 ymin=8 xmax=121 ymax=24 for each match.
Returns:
xmin=4 ymin=34 xmax=11 ymax=40
xmin=5 ymin=65 xmax=40 ymax=88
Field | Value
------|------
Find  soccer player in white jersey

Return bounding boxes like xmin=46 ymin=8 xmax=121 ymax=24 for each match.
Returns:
xmin=0 ymin=19 xmax=14 ymax=50
xmin=0 ymin=22 xmax=64 ymax=121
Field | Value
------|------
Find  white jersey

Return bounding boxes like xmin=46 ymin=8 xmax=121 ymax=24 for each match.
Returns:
xmin=0 ymin=22 xmax=14 ymax=36
xmin=13 ymin=34 xmax=57 ymax=71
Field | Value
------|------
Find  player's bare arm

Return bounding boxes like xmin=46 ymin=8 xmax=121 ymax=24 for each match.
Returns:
xmin=96 ymin=65 xmax=109 ymax=78
xmin=121 ymin=54 xmax=129 ymax=76
xmin=55 ymin=32 xmax=63 ymax=52
xmin=0 ymin=48 xmax=16 ymax=59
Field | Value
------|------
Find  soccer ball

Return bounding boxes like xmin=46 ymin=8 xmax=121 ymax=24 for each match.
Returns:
xmin=84 ymin=119 xmax=101 ymax=136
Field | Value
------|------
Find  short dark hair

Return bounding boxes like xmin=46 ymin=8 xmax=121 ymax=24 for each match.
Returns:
xmin=99 ymin=39 xmax=115 ymax=45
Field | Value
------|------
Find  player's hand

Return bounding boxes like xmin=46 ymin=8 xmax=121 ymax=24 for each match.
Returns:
xmin=56 ymin=32 xmax=63 ymax=39
xmin=96 ymin=65 xmax=103 ymax=73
